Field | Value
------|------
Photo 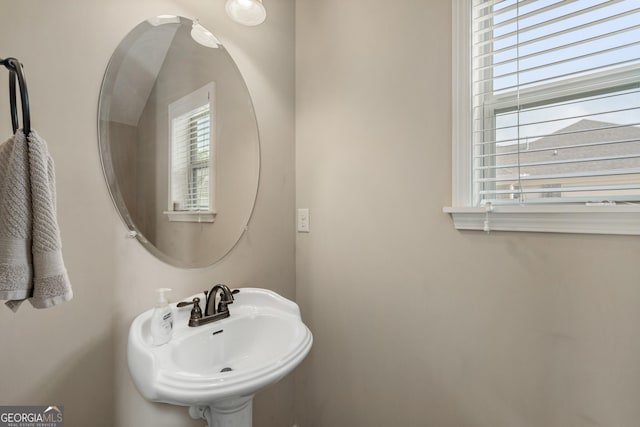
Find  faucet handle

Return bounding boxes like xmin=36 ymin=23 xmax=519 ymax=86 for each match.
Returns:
xmin=177 ymin=297 xmax=200 ymax=307
xmin=214 ymin=285 xmax=235 ymax=313
xmin=177 ymin=297 xmax=203 ymax=320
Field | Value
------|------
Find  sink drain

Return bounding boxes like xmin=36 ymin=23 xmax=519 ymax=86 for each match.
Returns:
xmin=220 ymin=367 xmax=233 ymax=373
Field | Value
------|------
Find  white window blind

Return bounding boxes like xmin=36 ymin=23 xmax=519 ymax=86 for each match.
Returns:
xmin=171 ymin=105 xmax=211 ymax=210
xmin=167 ymin=83 xmax=216 ymax=222
xmin=472 ymin=0 xmax=640 ymax=207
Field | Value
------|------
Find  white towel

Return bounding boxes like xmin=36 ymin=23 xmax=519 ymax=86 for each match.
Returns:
xmin=0 ymin=129 xmax=72 ymax=311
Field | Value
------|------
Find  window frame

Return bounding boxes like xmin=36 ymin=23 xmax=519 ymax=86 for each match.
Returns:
xmin=445 ymin=0 xmax=640 ymax=235
xmin=165 ymin=82 xmax=217 ymax=223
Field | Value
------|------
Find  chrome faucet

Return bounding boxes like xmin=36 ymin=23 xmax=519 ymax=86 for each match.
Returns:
xmin=177 ymin=284 xmax=237 ymax=327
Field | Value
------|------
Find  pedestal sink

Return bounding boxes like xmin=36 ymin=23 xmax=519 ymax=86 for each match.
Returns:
xmin=127 ymin=288 xmax=313 ymax=427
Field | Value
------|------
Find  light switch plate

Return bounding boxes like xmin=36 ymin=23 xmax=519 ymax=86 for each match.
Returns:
xmin=297 ymin=208 xmax=310 ymax=232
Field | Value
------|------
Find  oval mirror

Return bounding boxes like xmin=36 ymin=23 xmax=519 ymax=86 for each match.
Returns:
xmin=98 ymin=16 xmax=260 ymax=268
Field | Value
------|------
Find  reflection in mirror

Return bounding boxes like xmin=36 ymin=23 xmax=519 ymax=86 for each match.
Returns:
xmin=98 ymin=16 xmax=260 ymax=268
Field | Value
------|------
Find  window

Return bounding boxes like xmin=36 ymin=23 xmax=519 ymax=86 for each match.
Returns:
xmin=166 ymin=83 xmax=216 ymax=223
xmin=446 ymin=0 xmax=640 ymax=234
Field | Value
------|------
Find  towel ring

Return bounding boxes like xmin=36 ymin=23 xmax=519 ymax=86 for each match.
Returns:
xmin=1 ymin=57 xmax=30 ymax=136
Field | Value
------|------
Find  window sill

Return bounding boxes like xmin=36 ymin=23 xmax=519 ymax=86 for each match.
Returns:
xmin=443 ymin=205 xmax=640 ymax=235
xmin=164 ymin=211 xmax=216 ymax=223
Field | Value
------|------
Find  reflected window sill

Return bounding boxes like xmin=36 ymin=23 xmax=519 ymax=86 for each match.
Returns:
xmin=164 ymin=211 xmax=216 ymax=223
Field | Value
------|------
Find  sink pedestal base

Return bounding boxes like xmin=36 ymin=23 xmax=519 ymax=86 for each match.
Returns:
xmin=189 ymin=396 xmax=253 ymax=427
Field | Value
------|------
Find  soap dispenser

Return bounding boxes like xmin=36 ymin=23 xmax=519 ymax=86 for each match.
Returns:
xmin=150 ymin=288 xmax=173 ymax=346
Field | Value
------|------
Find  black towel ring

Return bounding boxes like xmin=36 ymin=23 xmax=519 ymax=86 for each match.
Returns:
xmin=0 ymin=57 xmax=30 ymax=136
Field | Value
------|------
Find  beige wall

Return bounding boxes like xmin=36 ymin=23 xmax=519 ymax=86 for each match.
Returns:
xmin=295 ymin=1 xmax=640 ymax=427
xmin=108 ymin=121 xmax=139 ymax=223
xmin=0 ymin=1 xmax=295 ymax=426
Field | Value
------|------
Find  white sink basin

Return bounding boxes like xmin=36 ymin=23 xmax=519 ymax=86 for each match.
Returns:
xmin=128 ymin=288 xmax=312 ymax=426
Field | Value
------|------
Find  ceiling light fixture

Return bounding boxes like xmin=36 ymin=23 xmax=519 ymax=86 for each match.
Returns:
xmin=225 ymin=0 xmax=266 ymax=26
xmin=191 ymin=19 xmax=221 ymax=48
xmin=147 ymin=15 xmax=180 ymax=26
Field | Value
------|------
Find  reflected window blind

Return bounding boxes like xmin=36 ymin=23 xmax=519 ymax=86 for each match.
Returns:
xmin=171 ymin=104 xmax=211 ymax=211
xmin=472 ymin=0 xmax=640 ymax=206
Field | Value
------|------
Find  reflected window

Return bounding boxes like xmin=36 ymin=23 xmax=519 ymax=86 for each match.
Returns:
xmin=167 ymin=82 xmax=216 ymax=222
